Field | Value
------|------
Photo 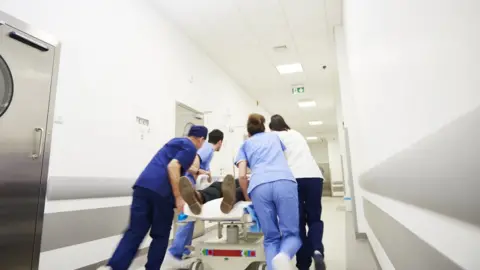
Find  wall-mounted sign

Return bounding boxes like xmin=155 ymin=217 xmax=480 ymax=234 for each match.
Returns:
xmin=136 ymin=116 xmax=149 ymax=126
xmin=136 ymin=116 xmax=150 ymax=140
xmin=292 ymin=86 xmax=305 ymax=95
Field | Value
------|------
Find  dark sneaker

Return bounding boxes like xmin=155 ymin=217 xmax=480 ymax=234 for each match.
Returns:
xmin=179 ymin=176 xmax=202 ymax=215
xmin=313 ymin=251 xmax=326 ymax=270
xmin=220 ymin=174 xmax=236 ymax=214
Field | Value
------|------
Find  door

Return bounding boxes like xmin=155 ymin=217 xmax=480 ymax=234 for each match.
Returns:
xmin=173 ymin=103 xmax=205 ymax=238
xmin=175 ymin=103 xmax=204 ymax=137
xmin=0 ymin=23 xmax=56 ymax=269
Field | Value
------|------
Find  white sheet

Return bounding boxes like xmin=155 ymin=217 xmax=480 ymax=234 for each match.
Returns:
xmin=184 ymin=198 xmax=252 ymax=221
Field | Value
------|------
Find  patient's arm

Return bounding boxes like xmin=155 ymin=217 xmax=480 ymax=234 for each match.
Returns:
xmin=237 ymin=161 xmax=251 ymax=201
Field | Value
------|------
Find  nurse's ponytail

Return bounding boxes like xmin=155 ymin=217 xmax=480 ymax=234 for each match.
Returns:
xmin=247 ymin=113 xmax=265 ymax=136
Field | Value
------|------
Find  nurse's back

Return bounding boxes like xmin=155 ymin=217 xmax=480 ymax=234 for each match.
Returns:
xmin=235 ymin=118 xmax=294 ymax=194
xmin=276 ymin=129 xmax=323 ymax=179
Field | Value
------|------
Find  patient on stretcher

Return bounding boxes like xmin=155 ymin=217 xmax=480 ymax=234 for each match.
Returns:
xmin=179 ymin=175 xmax=245 ymax=215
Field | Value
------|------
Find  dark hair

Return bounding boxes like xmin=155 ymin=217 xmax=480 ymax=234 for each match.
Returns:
xmin=247 ymin=113 xmax=266 ymax=136
xmin=208 ymin=129 xmax=224 ymax=144
xmin=269 ymin=114 xmax=290 ymax=131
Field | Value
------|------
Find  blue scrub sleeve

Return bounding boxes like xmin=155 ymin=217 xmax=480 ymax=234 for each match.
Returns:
xmin=197 ymin=145 xmax=212 ymax=164
xmin=234 ymin=143 xmax=247 ymax=166
xmin=174 ymin=147 xmax=197 ymax=171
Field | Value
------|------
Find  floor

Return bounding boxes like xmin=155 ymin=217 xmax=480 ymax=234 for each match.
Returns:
xmin=131 ymin=197 xmax=379 ymax=270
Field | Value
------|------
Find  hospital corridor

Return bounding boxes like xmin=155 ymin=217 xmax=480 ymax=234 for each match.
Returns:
xmin=0 ymin=0 xmax=479 ymax=270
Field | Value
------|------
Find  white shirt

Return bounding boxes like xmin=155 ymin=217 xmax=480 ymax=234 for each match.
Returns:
xmin=275 ymin=129 xmax=324 ymax=179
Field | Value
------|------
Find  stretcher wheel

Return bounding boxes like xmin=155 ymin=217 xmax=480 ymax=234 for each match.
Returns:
xmin=251 ymin=262 xmax=266 ymax=270
xmin=189 ymin=260 xmax=204 ymax=270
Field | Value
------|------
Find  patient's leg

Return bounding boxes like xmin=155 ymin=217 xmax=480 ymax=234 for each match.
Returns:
xmin=179 ymin=177 xmax=203 ymax=215
xmin=180 ymin=175 xmax=238 ymax=214
xmin=220 ymin=175 xmax=236 ymax=214
xmin=197 ymin=182 xmax=223 ymax=203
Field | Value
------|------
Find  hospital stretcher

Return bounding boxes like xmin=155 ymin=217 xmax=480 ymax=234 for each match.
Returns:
xmin=181 ymin=198 xmax=267 ymax=270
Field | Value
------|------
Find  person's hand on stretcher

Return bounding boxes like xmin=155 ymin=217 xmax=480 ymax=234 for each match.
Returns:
xmin=197 ymin=169 xmax=212 ymax=183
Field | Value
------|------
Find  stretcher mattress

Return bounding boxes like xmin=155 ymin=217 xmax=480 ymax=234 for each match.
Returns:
xmin=184 ymin=198 xmax=252 ymax=221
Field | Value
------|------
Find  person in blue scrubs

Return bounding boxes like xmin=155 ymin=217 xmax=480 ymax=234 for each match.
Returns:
xmin=104 ymin=125 xmax=208 ymax=270
xmin=164 ymin=129 xmax=224 ymax=268
xmin=235 ymin=114 xmax=301 ymax=270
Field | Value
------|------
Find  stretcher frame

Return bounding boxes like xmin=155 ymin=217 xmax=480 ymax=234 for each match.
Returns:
xmin=181 ymin=199 xmax=266 ymax=270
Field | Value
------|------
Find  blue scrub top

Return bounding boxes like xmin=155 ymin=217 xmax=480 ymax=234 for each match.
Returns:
xmin=135 ymin=137 xmax=197 ymax=198
xmin=185 ymin=142 xmax=215 ymax=183
xmin=234 ymin=132 xmax=295 ymax=194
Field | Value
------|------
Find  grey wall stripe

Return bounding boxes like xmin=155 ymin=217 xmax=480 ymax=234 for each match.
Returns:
xmin=363 ymin=199 xmax=462 ymax=270
xmin=41 ymin=206 xmax=130 ymax=252
xmin=47 ymin=176 xmax=226 ymax=200
xmin=47 ymin=176 xmax=134 ymax=200
xmin=360 ymin=105 xmax=480 ymax=227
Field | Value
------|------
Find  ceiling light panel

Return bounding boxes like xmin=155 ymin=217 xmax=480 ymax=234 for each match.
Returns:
xmin=276 ymin=63 xmax=303 ymax=74
xmin=306 ymin=136 xmax=318 ymax=141
xmin=298 ymin=100 xmax=316 ymax=108
xmin=309 ymin=121 xmax=323 ymax=126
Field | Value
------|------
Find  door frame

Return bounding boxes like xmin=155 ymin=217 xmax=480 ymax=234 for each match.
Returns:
xmin=0 ymin=11 xmax=62 ymax=269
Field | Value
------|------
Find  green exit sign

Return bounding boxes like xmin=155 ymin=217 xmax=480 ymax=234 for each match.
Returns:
xmin=292 ymin=86 xmax=305 ymax=95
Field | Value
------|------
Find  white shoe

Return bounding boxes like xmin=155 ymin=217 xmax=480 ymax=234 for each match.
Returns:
xmin=162 ymin=252 xmax=191 ymax=270
xmin=96 ymin=267 xmax=112 ymax=270
xmin=272 ymin=253 xmax=292 ymax=270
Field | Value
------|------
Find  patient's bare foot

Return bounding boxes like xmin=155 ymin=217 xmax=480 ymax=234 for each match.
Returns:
xmin=221 ymin=175 xmax=236 ymax=214
xmin=179 ymin=176 xmax=202 ymax=215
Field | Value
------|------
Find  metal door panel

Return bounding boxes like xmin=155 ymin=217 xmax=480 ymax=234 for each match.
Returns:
xmin=0 ymin=23 xmax=55 ymax=270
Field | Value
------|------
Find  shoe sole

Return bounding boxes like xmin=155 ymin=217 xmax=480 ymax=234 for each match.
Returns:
xmin=179 ymin=176 xmax=202 ymax=215
xmin=221 ymin=175 xmax=236 ymax=214
xmin=314 ymin=256 xmax=326 ymax=270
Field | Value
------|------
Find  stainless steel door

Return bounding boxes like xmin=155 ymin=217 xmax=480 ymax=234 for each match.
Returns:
xmin=0 ymin=23 xmax=56 ymax=270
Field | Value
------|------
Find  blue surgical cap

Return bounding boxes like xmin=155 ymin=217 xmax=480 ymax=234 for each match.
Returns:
xmin=187 ymin=125 xmax=208 ymax=138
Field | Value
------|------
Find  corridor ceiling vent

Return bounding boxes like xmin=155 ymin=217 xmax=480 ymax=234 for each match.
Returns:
xmin=309 ymin=121 xmax=323 ymax=126
xmin=276 ymin=63 xmax=303 ymax=74
xmin=306 ymin=136 xmax=319 ymax=141
xmin=298 ymin=100 xmax=317 ymax=108
xmin=272 ymin=45 xmax=288 ymax=52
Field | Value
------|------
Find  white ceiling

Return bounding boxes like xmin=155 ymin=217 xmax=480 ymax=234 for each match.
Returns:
xmin=154 ymin=0 xmax=343 ymax=138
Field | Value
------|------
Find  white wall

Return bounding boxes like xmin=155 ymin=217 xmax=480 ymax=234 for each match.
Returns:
xmin=0 ymin=0 xmax=268 ymax=268
xmin=308 ymin=141 xmax=329 ymax=164
xmin=341 ymin=0 xmax=480 ymax=268
xmin=334 ymin=25 xmax=367 ymax=229
xmin=327 ymin=138 xmax=342 ymax=184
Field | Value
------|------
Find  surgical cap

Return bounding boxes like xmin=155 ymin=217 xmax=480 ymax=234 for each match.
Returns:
xmin=187 ymin=125 xmax=208 ymax=139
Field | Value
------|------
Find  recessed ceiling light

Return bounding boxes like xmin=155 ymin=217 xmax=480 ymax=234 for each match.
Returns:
xmin=306 ymin=136 xmax=318 ymax=141
xmin=309 ymin=121 xmax=323 ymax=126
xmin=276 ymin=63 xmax=303 ymax=74
xmin=298 ymin=100 xmax=316 ymax=108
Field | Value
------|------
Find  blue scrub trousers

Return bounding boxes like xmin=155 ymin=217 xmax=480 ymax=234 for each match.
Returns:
xmin=108 ymin=187 xmax=174 ymax=270
xmin=250 ymin=180 xmax=301 ymax=270
xmin=296 ymin=178 xmax=325 ymax=270
xmin=168 ymin=221 xmax=194 ymax=258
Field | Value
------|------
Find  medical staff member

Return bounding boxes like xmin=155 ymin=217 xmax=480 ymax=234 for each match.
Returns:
xmin=269 ymin=114 xmax=326 ymax=270
xmin=235 ymin=114 xmax=301 ymax=270
xmin=103 ymin=125 xmax=208 ymax=270
xmin=164 ymin=129 xmax=224 ymax=269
